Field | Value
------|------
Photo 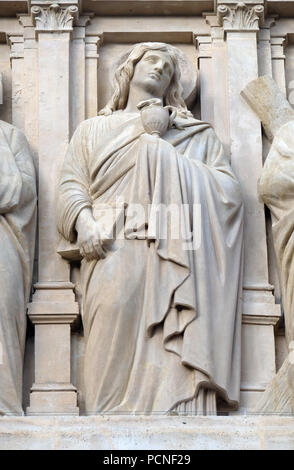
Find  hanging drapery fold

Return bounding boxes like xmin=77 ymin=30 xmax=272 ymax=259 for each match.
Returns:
xmin=58 ymin=112 xmax=243 ymax=414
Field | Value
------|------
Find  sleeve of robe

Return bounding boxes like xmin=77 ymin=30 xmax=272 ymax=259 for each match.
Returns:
xmin=0 ymin=125 xmax=22 ymax=213
xmin=0 ymin=122 xmax=37 ymax=294
xmin=57 ymin=121 xmax=94 ymax=242
xmin=0 ymin=122 xmax=36 ymax=415
xmin=258 ymin=120 xmax=294 ymax=343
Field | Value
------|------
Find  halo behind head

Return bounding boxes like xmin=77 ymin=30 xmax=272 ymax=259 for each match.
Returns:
xmin=99 ymin=42 xmax=196 ymax=117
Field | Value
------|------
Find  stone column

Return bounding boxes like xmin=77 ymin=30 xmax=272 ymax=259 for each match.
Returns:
xmin=202 ymin=14 xmax=231 ymax=153
xmin=257 ymin=17 xmax=276 ymax=77
xmin=70 ymin=15 xmax=92 ymax=134
xmin=85 ymin=34 xmax=101 ymax=117
xmin=256 ymin=17 xmax=281 ymax=304
xmin=271 ymin=35 xmax=287 ymax=95
xmin=217 ymin=1 xmax=281 ymax=411
xmin=6 ymin=33 xmax=25 ymax=132
xmin=27 ymin=1 xmax=80 ymax=415
xmin=194 ymin=35 xmax=213 ymax=125
xmin=17 ymin=14 xmax=39 ymax=165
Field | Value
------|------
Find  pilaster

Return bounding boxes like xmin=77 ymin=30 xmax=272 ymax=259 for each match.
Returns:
xmin=271 ymin=35 xmax=287 ymax=95
xmin=70 ymin=15 xmax=90 ymax=133
xmin=85 ymin=34 xmax=102 ymax=117
xmin=26 ymin=1 xmax=81 ymax=415
xmin=217 ymin=0 xmax=269 ymax=292
xmin=194 ymin=35 xmax=213 ymax=124
xmin=217 ymin=0 xmax=281 ymax=411
xmin=6 ymin=33 xmax=25 ymax=132
xmin=17 ymin=14 xmax=39 ymax=165
xmin=258 ymin=16 xmax=277 ymax=77
xmin=202 ymin=13 xmax=231 ymax=152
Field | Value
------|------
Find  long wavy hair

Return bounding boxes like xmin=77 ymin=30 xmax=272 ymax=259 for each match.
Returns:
xmin=99 ymin=42 xmax=191 ymax=117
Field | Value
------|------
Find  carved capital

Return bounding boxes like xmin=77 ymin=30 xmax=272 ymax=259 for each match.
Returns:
xmin=194 ymin=35 xmax=212 ymax=59
xmin=85 ymin=35 xmax=102 ymax=59
xmin=204 ymin=14 xmax=225 ymax=41
xmin=7 ymin=33 xmax=24 ymax=62
xmin=271 ymin=36 xmax=287 ymax=60
xmin=217 ymin=2 xmax=264 ymax=32
xmin=258 ymin=16 xmax=277 ymax=42
xmin=31 ymin=2 xmax=79 ymax=33
xmin=28 ymin=282 xmax=80 ymax=325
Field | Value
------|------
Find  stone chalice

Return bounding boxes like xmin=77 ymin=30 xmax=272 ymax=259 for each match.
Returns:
xmin=137 ymin=98 xmax=177 ymax=137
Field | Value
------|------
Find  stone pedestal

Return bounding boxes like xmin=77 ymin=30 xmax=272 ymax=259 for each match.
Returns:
xmin=27 ymin=282 xmax=79 ymax=415
xmin=25 ymin=2 xmax=81 ymax=415
xmin=215 ymin=1 xmax=282 ymax=411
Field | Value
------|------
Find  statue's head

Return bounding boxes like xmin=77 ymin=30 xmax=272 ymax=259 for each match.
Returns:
xmin=99 ymin=42 xmax=190 ymax=117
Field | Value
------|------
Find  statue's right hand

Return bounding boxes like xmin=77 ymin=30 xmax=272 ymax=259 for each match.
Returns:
xmin=76 ymin=209 xmax=108 ymax=261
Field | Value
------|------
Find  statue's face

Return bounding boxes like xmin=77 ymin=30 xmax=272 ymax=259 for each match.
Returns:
xmin=131 ymin=49 xmax=175 ymax=98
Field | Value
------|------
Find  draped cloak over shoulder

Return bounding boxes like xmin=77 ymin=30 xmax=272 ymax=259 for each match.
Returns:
xmin=57 ymin=112 xmax=244 ymax=414
xmin=259 ymin=120 xmax=294 ymax=345
xmin=0 ymin=121 xmax=37 ymax=415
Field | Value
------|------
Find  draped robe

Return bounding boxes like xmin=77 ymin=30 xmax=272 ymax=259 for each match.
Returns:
xmin=0 ymin=121 xmax=37 ymax=415
xmin=57 ymin=112 xmax=244 ymax=414
xmin=259 ymin=120 xmax=294 ymax=345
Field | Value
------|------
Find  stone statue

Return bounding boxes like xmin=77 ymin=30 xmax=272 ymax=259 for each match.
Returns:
xmin=242 ymin=75 xmax=294 ymax=413
xmin=57 ymin=42 xmax=244 ymax=415
xmin=0 ymin=119 xmax=37 ymax=415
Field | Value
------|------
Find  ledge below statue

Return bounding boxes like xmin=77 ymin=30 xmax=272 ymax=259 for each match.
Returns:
xmin=0 ymin=415 xmax=294 ymax=450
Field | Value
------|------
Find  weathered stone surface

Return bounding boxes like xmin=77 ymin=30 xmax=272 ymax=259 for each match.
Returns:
xmin=241 ymin=75 xmax=294 ymax=140
xmin=242 ymin=76 xmax=294 ymax=415
xmin=0 ymin=120 xmax=37 ymax=416
xmin=254 ymin=354 xmax=294 ymax=414
xmin=0 ymin=0 xmax=294 ymax=450
xmin=0 ymin=416 xmax=294 ymax=450
xmin=57 ymin=42 xmax=244 ymax=416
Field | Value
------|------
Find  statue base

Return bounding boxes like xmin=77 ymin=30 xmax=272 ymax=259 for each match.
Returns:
xmin=0 ymin=415 xmax=293 ymax=450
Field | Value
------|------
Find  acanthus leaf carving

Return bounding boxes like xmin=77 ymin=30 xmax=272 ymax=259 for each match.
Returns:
xmin=31 ymin=3 xmax=79 ymax=32
xmin=217 ymin=2 xmax=264 ymax=31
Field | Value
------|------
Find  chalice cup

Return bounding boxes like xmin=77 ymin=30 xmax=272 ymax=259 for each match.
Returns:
xmin=137 ymin=99 xmax=177 ymax=137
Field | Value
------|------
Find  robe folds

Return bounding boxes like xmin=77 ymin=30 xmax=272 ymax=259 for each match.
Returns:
xmin=57 ymin=112 xmax=244 ymax=414
xmin=259 ymin=120 xmax=294 ymax=346
xmin=0 ymin=121 xmax=37 ymax=415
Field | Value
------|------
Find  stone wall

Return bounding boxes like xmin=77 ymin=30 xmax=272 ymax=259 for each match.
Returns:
xmin=0 ymin=0 xmax=293 ymax=423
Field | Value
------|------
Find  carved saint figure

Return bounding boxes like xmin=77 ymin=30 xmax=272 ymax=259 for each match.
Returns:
xmin=240 ymin=75 xmax=294 ymax=413
xmin=0 ymin=120 xmax=37 ymax=415
xmin=242 ymin=75 xmax=294 ymax=348
xmin=259 ymin=120 xmax=294 ymax=344
xmin=58 ymin=43 xmax=244 ymax=414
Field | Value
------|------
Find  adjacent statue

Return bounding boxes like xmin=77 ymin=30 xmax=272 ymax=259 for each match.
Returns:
xmin=242 ymin=75 xmax=294 ymax=349
xmin=57 ymin=42 xmax=244 ymax=414
xmin=242 ymin=75 xmax=294 ymax=413
xmin=0 ymin=120 xmax=37 ymax=415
